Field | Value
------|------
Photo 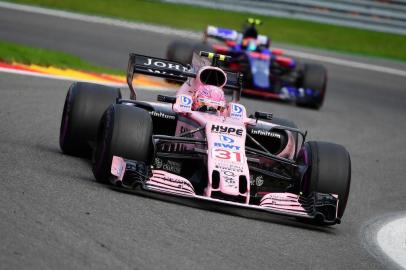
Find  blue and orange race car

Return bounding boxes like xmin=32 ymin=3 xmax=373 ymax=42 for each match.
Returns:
xmin=167 ymin=19 xmax=327 ymax=109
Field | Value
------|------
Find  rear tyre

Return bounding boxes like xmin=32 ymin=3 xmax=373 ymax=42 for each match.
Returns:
xmin=296 ymin=63 xmax=327 ymax=110
xmin=59 ymin=82 xmax=121 ymax=157
xmin=92 ymin=104 xmax=153 ymax=183
xmin=166 ymin=41 xmax=213 ymax=66
xmin=166 ymin=41 xmax=195 ymax=66
xmin=299 ymin=141 xmax=351 ymax=220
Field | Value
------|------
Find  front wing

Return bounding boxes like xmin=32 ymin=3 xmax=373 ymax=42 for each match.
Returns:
xmin=242 ymin=86 xmax=322 ymax=103
xmin=111 ymin=157 xmax=340 ymax=225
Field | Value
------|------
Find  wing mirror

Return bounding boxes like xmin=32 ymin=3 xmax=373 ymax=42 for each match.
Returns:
xmin=157 ymin=95 xmax=176 ymax=104
xmin=254 ymin=111 xmax=273 ymax=121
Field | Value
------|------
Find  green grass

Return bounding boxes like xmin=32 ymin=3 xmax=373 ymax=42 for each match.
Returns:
xmin=0 ymin=40 xmax=124 ymax=74
xmin=5 ymin=0 xmax=406 ymax=61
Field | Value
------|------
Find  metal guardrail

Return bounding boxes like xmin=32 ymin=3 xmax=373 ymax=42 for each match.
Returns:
xmin=161 ymin=0 xmax=406 ymax=35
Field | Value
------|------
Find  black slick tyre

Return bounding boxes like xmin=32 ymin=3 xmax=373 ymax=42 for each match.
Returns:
xmin=59 ymin=82 xmax=121 ymax=157
xmin=300 ymin=141 xmax=351 ymax=219
xmin=166 ymin=41 xmax=195 ymax=66
xmin=92 ymin=104 xmax=153 ymax=183
xmin=166 ymin=41 xmax=213 ymax=66
xmin=296 ymin=63 xmax=327 ymax=109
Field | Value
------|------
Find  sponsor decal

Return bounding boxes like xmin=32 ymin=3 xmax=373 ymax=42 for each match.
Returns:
xmin=230 ymin=104 xmax=243 ymax=119
xmin=143 ymin=58 xmax=189 ymax=72
xmin=211 ymin=124 xmax=243 ymax=137
xmin=255 ymin=175 xmax=264 ymax=187
xmin=210 ymin=27 xmax=238 ymax=40
xmin=181 ymin=95 xmax=192 ymax=106
xmin=179 ymin=95 xmax=192 ymax=110
xmin=150 ymin=111 xmax=176 ymax=120
xmin=213 ymin=142 xmax=240 ymax=150
xmin=250 ymin=175 xmax=264 ymax=186
xmin=215 ymin=162 xmax=244 ymax=173
xmin=214 ymin=134 xmax=241 ymax=150
xmin=218 ymin=28 xmax=234 ymax=36
xmin=222 ymin=170 xmax=236 ymax=185
xmin=219 ymin=135 xmax=234 ymax=143
xmin=250 ymin=129 xmax=281 ymax=139
xmin=154 ymin=158 xmax=181 ymax=174
xmin=214 ymin=134 xmax=240 ymax=150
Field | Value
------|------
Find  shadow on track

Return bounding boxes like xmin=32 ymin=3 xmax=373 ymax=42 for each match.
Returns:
xmin=110 ymin=185 xmax=337 ymax=234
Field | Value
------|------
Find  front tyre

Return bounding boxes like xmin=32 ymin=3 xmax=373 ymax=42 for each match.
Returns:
xmin=299 ymin=141 xmax=351 ymax=220
xmin=92 ymin=104 xmax=153 ymax=183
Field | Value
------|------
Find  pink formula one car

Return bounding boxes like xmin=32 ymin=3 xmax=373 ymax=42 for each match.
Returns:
xmin=59 ymin=52 xmax=351 ymax=225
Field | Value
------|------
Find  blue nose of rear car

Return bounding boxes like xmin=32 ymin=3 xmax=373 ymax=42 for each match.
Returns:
xmin=249 ymin=57 xmax=270 ymax=89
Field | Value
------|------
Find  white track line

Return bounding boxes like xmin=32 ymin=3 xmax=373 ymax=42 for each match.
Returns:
xmin=0 ymin=1 xmax=406 ymax=77
xmin=0 ymin=67 xmax=126 ymax=87
xmin=0 ymin=67 xmax=176 ymax=91
xmin=377 ymin=216 xmax=406 ymax=269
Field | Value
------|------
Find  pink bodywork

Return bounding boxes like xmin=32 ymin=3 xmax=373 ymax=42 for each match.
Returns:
xmin=112 ymin=62 xmax=297 ymax=208
xmin=174 ymin=69 xmax=252 ymax=203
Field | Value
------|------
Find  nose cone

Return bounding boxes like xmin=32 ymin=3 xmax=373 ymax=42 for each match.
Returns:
xmin=219 ymin=171 xmax=240 ymax=196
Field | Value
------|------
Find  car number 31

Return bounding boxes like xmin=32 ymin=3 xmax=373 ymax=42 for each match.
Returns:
xmin=212 ymin=148 xmax=242 ymax=162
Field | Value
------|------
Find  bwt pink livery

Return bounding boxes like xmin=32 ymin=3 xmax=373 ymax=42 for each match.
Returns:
xmin=59 ymin=51 xmax=351 ymax=225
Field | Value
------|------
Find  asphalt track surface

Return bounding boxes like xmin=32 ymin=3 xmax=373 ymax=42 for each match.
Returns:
xmin=1 ymin=5 xmax=406 ymax=270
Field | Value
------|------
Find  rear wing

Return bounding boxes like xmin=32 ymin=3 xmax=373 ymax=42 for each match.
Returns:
xmin=204 ymin=26 xmax=239 ymax=42
xmin=127 ymin=53 xmax=194 ymax=98
xmin=127 ymin=53 xmax=242 ymax=100
xmin=204 ymin=25 xmax=270 ymax=48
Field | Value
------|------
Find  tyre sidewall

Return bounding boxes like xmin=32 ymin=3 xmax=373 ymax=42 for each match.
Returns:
xmin=59 ymin=82 xmax=121 ymax=157
xmin=297 ymin=64 xmax=327 ymax=109
xmin=92 ymin=105 xmax=153 ymax=182
xmin=301 ymin=141 xmax=351 ymax=218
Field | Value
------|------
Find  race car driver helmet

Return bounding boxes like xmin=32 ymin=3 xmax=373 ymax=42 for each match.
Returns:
xmin=242 ymin=25 xmax=258 ymax=39
xmin=243 ymin=18 xmax=261 ymax=39
xmin=192 ymin=85 xmax=226 ymax=112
